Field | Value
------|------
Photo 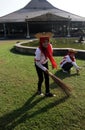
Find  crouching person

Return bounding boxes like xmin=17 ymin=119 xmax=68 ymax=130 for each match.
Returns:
xmin=60 ymin=49 xmax=81 ymax=74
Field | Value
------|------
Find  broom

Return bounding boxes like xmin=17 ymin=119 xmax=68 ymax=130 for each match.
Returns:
xmin=48 ymin=70 xmax=72 ymax=96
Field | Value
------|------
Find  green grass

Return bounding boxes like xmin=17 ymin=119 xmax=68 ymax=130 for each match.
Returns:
xmin=0 ymin=40 xmax=85 ymax=130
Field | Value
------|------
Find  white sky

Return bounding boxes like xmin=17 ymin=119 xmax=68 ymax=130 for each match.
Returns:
xmin=0 ymin=0 xmax=85 ymax=17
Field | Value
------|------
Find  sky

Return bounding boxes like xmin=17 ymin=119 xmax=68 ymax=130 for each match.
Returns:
xmin=0 ymin=0 xmax=85 ymax=17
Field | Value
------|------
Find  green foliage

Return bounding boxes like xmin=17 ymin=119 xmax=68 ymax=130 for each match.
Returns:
xmin=0 ymin=40 xmax=85 ymax=130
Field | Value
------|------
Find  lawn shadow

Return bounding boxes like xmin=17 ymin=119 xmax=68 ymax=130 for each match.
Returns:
xmin=10 ymin=48 xmax=20 ymax=55
xmin=10 ymin=48 xmax=34 ymax=56
xmin=10 ymin=48 xmax=27 ymax=56
xmin=55 ymin=69 xmax=79 ymax=80
xmin=0 ymin=92 xmax=68 ymax=130
xmin=0 ymin=92 xmax=44 ymax=130
xmin=49 ymin=69 xmax=78 ymax=92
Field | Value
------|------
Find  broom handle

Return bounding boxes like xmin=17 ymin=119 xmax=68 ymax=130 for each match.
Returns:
xmin=47 ymin=70 xmax=61 ymax=82
xmin=47 ymin=70 xmax=59 ymax=79
xmin=47 ymin=70 xmax=53 ymax=76
xmin=47 ymin=70 xmax=72 ymax=92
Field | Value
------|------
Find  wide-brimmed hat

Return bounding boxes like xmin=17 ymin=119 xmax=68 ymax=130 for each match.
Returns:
xmin=68 ymin=49 xmax=77 ymax=54
xmin=35 ymin=32 xmax=53 ymax=39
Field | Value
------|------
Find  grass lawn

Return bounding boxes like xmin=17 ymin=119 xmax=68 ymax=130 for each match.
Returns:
xmin=0 ymin=40 xmax=85 ymax=130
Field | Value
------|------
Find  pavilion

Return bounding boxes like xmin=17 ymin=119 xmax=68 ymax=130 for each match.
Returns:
xmin=0 ymin=0 xmax=85 ymax=39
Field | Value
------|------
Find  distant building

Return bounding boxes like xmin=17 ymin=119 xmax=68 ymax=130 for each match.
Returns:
xmin=0 ymin=0 xmax=85 ymax=39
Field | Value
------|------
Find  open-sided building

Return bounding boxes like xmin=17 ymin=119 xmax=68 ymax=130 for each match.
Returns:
xmin=0 ymin=0 xmax=85 ymax=39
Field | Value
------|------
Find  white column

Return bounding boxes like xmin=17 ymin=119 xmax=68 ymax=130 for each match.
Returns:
xmin=3 ymin=23 xmax=6 ymax=38
xmin=26 ymin=21 xmax=30 ymax=38
xmin=67 ymin=16 xmax=71 ymax=37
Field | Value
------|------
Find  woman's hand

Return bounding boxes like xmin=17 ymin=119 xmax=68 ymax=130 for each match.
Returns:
xmin=76 ymin=67 xmax=82 ymax=74
xmin=45 ymin=69 xmax=49 ymax=74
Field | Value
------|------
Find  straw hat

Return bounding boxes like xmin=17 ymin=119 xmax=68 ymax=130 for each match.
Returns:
xmin=35 ymin=32 xmax=53 ymax=39
xmin=68 ymin=49 xmax=77 ymax=53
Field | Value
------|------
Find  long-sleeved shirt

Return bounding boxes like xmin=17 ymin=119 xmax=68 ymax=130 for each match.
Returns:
xmin=60 ymin=55 xmax=79 ymax=69
xmin=35 ymin=48 xmax=48 ymax=71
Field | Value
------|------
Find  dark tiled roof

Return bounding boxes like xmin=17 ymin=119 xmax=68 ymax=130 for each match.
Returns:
xmin=24 ymin=0 xmax=56 ymax=9
xmin=0 ymin=0 xmax=85 ymax=22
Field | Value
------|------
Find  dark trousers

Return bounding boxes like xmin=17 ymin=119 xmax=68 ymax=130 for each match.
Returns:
xmin=35 ymin=62 xmax=49 ymax=94
xmin=62 ymin=62 xmax=73 ymax=71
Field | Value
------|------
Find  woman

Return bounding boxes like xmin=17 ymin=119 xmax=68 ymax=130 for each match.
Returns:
xmin=60 ymin=49 xmax=81 ymax=74
xmin=34 ymin=33 xmax=57 ymax=97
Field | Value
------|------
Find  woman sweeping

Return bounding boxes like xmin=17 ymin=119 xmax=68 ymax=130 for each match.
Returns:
xmin=34 ymin=32 xmax=57 ymax=97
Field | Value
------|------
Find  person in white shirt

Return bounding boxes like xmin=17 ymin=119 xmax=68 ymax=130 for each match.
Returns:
xmin=60 ymin=49 xmax=81 ymax=74
xmin=34 ymin=34 xmax=57 ymax=97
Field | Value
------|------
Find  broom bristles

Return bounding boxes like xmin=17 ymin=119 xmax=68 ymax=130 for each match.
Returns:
xmin=48 ymin=71 xmax=72 ymax=96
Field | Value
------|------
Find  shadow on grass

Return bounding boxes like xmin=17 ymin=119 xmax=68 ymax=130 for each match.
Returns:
xmin=50 ymin=69 xmax=79 ymax=90
xmin=10 ymin=48 xmax=34 ymax=56
xmin=10 ymin=48 xmax=26 ymax=56
xmin=10 ymin=48 xmax=20 ymax=55
xmin=0 ymin=92 xmax=68 ymax=130
xmin=55 ymin=69 xmax=78 ymax=80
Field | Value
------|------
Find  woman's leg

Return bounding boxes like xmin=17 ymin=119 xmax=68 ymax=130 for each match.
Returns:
xmin=62 ymin=63 xmax=73 ymax=72
xmin=35 ymin=64 xmax=43 ymax=93
xmin=43 ymin=62 xmax=50 ymax=93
